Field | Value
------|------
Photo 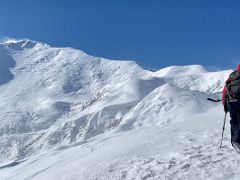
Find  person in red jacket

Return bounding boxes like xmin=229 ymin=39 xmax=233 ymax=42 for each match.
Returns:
xmin=222 ymin=64 xmax=240 ymax=148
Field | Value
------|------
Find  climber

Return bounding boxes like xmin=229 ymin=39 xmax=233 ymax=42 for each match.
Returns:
xmin=222 ymin=64 xmax=240 ymax=149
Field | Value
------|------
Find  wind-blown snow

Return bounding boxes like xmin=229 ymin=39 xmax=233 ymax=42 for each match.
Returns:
xmin=0 ymin=39 xmax=238 ymax=180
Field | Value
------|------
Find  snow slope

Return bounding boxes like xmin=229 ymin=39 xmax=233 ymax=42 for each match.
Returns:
xmin=0 ymin=39 xmax=238 ymax=180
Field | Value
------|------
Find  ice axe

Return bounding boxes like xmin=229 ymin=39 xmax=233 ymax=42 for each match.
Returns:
xmin=207 ymin=98 xmax=221 ymax=103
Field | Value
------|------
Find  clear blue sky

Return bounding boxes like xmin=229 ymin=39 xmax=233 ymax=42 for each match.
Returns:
xmin=1 ymin=0 xmax=240 ymax=70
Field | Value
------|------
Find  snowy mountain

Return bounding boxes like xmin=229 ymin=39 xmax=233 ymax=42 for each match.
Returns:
xmin=0 ymin=39 xmax=238 ymax=180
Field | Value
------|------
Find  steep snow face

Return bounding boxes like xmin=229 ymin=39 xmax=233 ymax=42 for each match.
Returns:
xmin=0 ymin=38 xmax=232 ymax=172
xmin=118 ymin=83 xmax=214 ymax=130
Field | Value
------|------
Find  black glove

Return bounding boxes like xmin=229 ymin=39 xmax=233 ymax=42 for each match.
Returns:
xmin=224 ymin=104 xmax=228 ymax=113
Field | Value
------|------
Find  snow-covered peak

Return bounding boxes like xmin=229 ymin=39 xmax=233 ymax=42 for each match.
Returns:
xmin=1 ymin=38 xmax=47 ymax=50
xmin=154 ymin=65 xmax=207 ymax=77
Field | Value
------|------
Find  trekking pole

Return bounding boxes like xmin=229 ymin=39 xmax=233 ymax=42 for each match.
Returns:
xmin=220 ymin=112 xmax=227 ymax=149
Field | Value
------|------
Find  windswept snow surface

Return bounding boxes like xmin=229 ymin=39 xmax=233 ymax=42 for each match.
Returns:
xmin=0 ymin=39 xmax=238 ymax=180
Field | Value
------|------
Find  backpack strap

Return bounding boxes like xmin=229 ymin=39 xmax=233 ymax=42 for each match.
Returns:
xmin=229 ymin=71 xmax=240 ymax=80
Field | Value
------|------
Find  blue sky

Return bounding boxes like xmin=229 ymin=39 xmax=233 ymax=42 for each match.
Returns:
xmin=1 ymin=0 xmax=240 ymax=70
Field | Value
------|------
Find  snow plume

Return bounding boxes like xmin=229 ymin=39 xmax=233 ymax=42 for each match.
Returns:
xmin=0 ymin=37 xmax=19 ymax=44
xmin=0 ymin=37 xmax=40 ymax=44
xmin=0 ymin=38 xmax=239 ymax=180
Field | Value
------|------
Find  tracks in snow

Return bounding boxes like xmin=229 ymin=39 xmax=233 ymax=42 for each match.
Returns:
xmin=94 ymin=130 xmax=240 ymax=180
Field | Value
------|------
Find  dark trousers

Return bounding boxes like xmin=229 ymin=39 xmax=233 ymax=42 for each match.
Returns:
xmin=228 ymin=102 xmax=240 ymax=144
